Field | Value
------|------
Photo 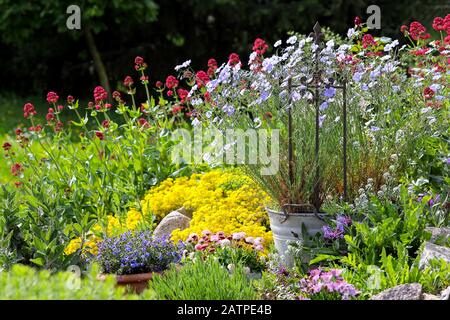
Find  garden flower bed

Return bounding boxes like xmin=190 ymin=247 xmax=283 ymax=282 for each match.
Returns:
xmin=0 ymin=14 xmax=449 ymax=302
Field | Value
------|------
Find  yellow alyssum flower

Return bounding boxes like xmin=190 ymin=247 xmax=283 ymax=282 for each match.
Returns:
xmin=139 ymin=168 xmax=272 ymax=249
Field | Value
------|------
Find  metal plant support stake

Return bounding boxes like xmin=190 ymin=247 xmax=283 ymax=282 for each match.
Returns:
xmin=286 ymin=22 xmax=348 ymax=212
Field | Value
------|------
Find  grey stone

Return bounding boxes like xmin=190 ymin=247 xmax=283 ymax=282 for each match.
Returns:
xmin=370 ymin=283 xmax=422 ymax=300
xmin=425 ymin=227 xmax=450 ymax=244
xmin=177 ymin=206 xmax=193 ymax=219
xmin=440 ymin=286 xmax=450 ymax=300
xmin=422 ymin=293 xmax=440 ymax=300
xmin=419 ymin=242 xmax=450 ymax=269
xmin=153 ymin=210 xmax=191 ymax=239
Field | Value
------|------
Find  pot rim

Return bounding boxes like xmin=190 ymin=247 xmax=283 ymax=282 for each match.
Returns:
xmin=97 ymin=271 xmax=161 ymax=284
xmin=265 ymin=206 xmax=327 ymax=217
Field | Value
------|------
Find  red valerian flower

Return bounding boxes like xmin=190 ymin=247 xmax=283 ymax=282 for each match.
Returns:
xmin=123 ymin=76 xmax=134 ymax=87
xmin=444 ymin=14 xmax=450 ymax=31
xmin=138 ymin=118 xmax=150 ymax=128
xmin=23 ymin=103 xmax=37 ymax=119
xmin=15 ymin=128 xmax=23 ymax=136
xmin=196 ymin=70 xmax=210 ymax=87
xmin=423 ymin=87 xmax=435 ymax=100
xmin=134 ymin=56 xmax=147 ymax=70
xmin=165 ymin=75 xmax=179 ymax=89
xmin=167 ymin=90 xmax=173 ymax=97
xmin=46 ymin=91 xmax=59 ymax=104
xmin=207 ymin=58 xmax=218 ymax=78
xmin=29 ymin=124 xmax=43 ymax=132
xmin=362 ymin=34 xmax=376 ymax=48
xmin=112 ymin=91 xmax=121 ymax=101
xmin=67 ymin=95 xmax=74 ymax=104
xmin=204 ymin=91 xmax=211 ymax=102
xmin=409 ymin=21 xmax=429 ymax=41
xmin=252 ymin=38 xmax=269 ymax=55
xmin=177 ymin=88 xmax=189 ymax=103
xmin=135 ymin=56 xmax=144 ymax=65
xmin=2 ymin=142 xmax=12 ymax=152
xmin=57 ymin=105 xmax=64 ymax=111
xmin=88 ymin=101 xmax=94 ymax=109
xmin=95 ymin=131 xmax=105 ymax=140
xmin=11 ymin=163 xmax=23 ymax=176
xmin=432 ymin=17 xmax=446 ymax=31
xmin=46 ymin=113 xmax=55 ymax=123
xmin=445 ymin=35 xmax=450 ymax=44
xmin=207 ymin=58 xmax=218 ymax=68
xmin=228 ymin=53 xmax=241 ymax=66
xmin=354 ymin=16 xmax=362 ymax=26
xmin=94 ymin=86 xmax=108 ymax=103
xmin=55 ymin=121 xmax=63 ymax=132
xmin=102 ymin=120 xmax=110 ymax=128
xmin=400 ymin=25 xmax=408 ymax=34
xmin=172 ymin=105 xmax=184 ymax=115
xmin=155 ymin=81 xmax=163 ymax=88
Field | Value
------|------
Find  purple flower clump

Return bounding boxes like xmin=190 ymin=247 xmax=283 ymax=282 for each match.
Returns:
xmin=322 ymin=215 xmax=352 ymax=241
xmin=298 ymin=268 xmax=358 ymax=300
xmin=97 ymin=231 xmax=183 ymax=275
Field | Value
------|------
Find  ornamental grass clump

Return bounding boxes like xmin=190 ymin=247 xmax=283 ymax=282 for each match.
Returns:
xmin=149 ymin=259 xmax=258 ymax=300
xmin=97 ymin=231 xmax=183 ymax=275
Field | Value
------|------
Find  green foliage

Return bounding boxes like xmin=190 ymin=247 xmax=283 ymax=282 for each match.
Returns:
xmin=148 ymin=259 xmax=258 ymax=300
xmin=0 ymin=82 xmax=195 ymax=269
xmin=341 ymin=187 xmax=430 ymax=267
xmin=0 ymin=264 xmax=138 ymax=299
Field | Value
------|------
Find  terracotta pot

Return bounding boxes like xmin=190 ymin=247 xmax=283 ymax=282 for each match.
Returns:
xmin=98 ymin=271 xmax=162 ymax=294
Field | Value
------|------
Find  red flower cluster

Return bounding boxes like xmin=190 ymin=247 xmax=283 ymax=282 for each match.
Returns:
xmin=46 ymin=91 xmax=59 ymax=104
xmin=2 ymin=142 xmax=12 ymax=152
xmin=423 ymin=87 xmax=435 ymax=100
xmin=207 ymin=58 xmax=218 ymax=77
xmin=23 ymin=103 xmax=37 ymax=119
xmin=228 ymin=53 xmax=241 ymax=67
xmin=362 ymin=34 xmax=376 ymax=48
xmin=177 ymin=88 xmax=189 ymax=103
xmin=195 ymin=70 xmax=210 ymax=87
xmin=95 ymin=131 xmax=104 ymax=140
xmin=172 ymin=105 xmax=184 ymax=115
xmin=252 ymin=38 xmax=268 ymax=55
xmin=112 ymin=91 xmax=122 ymax=102
xmin=67 ymin=95 xmax=74 ymax=104
xmin=409 ymin=21 xmax=430 ymax=41
xmin=134 ymin=56 xmax=147 ymax=71
xmin=354 ymin=16 xmax=362 ymax=26
xmin=155 ymin=81 xmax=163 ymax=88
xmin=138 ymin=118 xmax=150 ymax=128
xmin=46 ymin=108 xmax=55 ymax=123
xmin=29 ymin=124 xmax=42 ymax=132
xmin=123 ymin=76 xmax=134 ymax=87
xmin=11 ymin=163 xmax=23 ymax=176
xmin=165 ymin=75 xmax=179 ymax=89
xmin=432 ymin=15 xmax=450 ymax=32
xmin=93 ymin=86 xmax=108 ymax=103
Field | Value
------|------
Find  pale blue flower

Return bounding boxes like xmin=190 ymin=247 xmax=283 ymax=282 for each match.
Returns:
xmin=319 ymin=101 xmax=329 ymax=111
xmin=353 ymin=72 xmax=363 ymax=83
xmin=324 ymin=87 xmax=336 ymax=98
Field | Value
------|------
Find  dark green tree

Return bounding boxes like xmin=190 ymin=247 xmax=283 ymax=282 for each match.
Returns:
xmin=0 ymin=0 xmax=158 ymax=95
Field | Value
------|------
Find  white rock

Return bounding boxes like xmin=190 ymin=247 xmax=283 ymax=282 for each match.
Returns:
xmin=153 ymin=209 xmax=191 ymax=239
